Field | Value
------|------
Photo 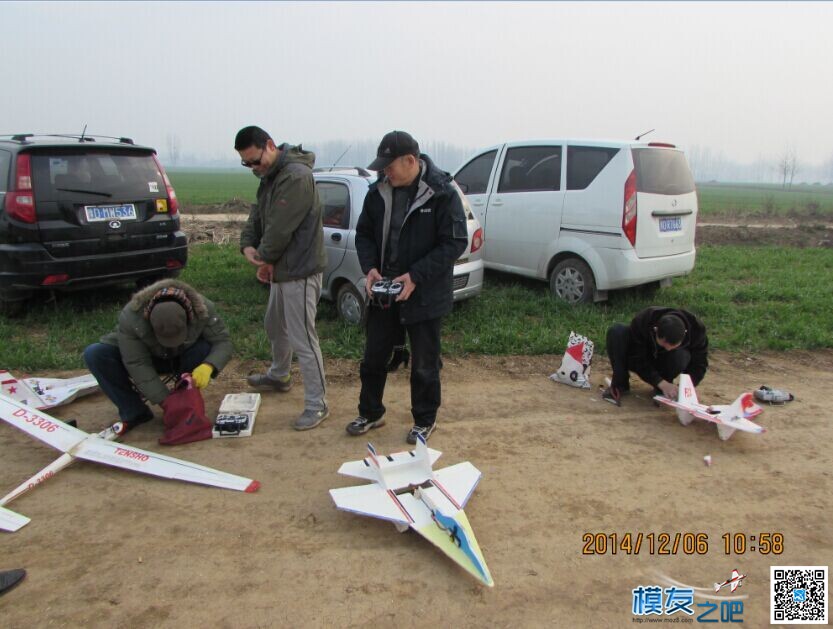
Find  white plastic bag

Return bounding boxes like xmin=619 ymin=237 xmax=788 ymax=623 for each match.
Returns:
xmin=549 ymin=331 xmax=594 ymax=389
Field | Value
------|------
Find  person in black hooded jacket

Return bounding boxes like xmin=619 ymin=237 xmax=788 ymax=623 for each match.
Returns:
xmin=602 ymin=306 xmax=709 ymax=405
xmin=345 ymin=131 xmax=468 ymax=444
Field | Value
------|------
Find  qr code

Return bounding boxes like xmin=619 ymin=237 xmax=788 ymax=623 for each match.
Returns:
xmin=771 ymin=566 xmax=828 ymax=624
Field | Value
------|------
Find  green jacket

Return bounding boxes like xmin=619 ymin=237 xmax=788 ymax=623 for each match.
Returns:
xmin=240 ymin=144 xmax=326 ymax=282
xmin=101 ymin=280 xmax=233 ymax=404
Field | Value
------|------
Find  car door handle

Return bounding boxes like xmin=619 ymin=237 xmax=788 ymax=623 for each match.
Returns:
xmin=472 ymin=199 xmax=485 ymax=206
xmin=491 ymin=199 xmax=503 ymax=207
xmin=331 ymin=233 xmax=342 ymax=242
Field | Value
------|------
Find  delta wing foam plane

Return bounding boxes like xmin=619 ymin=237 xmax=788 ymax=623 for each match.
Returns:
xmin=654 ymin=374 xmax=765 ymax=441
xmin=330 ymin=436 xmax=493 ymax=587
xmin=0 ymin=369 xmax=99 ymax=409
xmin=0 ymin=391 xmax=259 ymax=532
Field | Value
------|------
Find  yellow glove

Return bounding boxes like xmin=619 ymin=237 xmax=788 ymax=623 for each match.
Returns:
xmin=192 ymin=363 xmax=213 ymax=389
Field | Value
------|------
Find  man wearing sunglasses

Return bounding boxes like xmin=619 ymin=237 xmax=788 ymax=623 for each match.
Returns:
xmin=602 ymin=306 xmax=709 ymax=406
xmin=235 ymin=126 xmax=328 ymax=430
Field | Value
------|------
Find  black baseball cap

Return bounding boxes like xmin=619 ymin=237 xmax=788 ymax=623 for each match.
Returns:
xmin=368 ymin=130 xmax=420 ymax=171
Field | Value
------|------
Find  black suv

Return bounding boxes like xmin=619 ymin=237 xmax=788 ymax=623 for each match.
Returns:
xmin=0 ymin=134 xmax=188 ymax=315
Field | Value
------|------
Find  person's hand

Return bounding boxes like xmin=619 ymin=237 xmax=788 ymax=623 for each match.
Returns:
xmin=192 ymin=363 xmax=213 ymax=389
xmin=365 ymin=268 xmax=383 ymax=297
xmin=243 ymin=246 xmax=265 ymax=267
xmin=658 ymin=380 xmax=678 ymax=399
xmin=392 ymin=272 xmax=415 ymax=302
xmin=256 ymin=263 xmax=274 ymax=284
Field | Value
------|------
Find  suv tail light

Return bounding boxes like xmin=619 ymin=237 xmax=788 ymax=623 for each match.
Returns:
xmin=152 ymin=155 xmax=179 ymax=216
xmin=622 ymin=169 xmax=637 ymax=247
xmin=5 ymin=154 xmax=36 ymax=223
xmin=470 ymin=227 xmax=483 ymax=254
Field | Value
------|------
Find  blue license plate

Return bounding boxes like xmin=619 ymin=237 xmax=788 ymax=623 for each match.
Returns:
xmin=84 ymin=204 xmax=137 ymax=222
xmin=659 ymin=217 xmax=682 ymax=232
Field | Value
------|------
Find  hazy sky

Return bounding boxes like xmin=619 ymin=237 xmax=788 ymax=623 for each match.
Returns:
xmin=2 ymin=1 xmax=832 ymax=169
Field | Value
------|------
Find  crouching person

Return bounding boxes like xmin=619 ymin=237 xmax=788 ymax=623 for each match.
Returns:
xmin=83 ymin=280 xmax=232 ymax=435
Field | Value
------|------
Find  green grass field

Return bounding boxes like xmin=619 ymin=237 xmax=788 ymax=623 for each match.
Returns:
xmin=168 ymin=169 xmax=833 ymax=218
xmin=2 ymin=244 xmax=831 ymax=371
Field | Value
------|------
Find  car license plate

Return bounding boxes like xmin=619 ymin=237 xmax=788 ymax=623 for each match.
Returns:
xmin=659 ymin=217 xmax=682 ymax=232
xmin=84 ymin=204 xmax=137 ymax=222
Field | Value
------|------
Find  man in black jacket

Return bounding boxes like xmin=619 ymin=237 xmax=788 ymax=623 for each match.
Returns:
xmin=602 ymin=306 xmax=709 ymax=405
xmin=346 ymin=131 xmax=468 ymax=443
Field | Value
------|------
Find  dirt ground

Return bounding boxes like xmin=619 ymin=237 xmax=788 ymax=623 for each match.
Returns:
xmin=178 ymin=208 xmax=833 ymax=249
xmin=2 ymin=351 xmax=831 ymax=628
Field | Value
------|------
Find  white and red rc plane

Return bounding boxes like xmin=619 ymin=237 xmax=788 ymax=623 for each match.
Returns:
xmin=0 ymin=369 xmax=99 ymax=409
xmin=330 ymin=436 xmax=493 ymax=587
xmin=714 ymin=569 xmax=747 ymax=593
xmin=0 ymin=391 xmax=259 ymax=532
xmin=654 ymin=374 xmax=766 ymax=441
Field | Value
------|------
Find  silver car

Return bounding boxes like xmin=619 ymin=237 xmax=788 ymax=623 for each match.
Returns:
xmin=315 ymin=167 xmax=484 ymax=325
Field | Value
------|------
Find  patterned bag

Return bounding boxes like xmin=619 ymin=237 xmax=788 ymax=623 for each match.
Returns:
xmin=549 ymin=332 xmax=594 ymax=389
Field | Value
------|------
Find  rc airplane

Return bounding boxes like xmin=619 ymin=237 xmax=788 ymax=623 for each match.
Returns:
xmin=714 ymin=569 xmax=747 ymax=593
xmin=330 ymin=436 xmax=493 ymax=587
xmin=0 ymin=369 xmax=99 ymax=409
xmin=0 ymin=391 xmax=259 ymax=532
xmin=654 ymin=374 xmax=765 ymax=441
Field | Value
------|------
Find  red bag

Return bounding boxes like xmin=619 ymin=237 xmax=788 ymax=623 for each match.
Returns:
xmin=159 ymin=374 xmax=213 ymax=445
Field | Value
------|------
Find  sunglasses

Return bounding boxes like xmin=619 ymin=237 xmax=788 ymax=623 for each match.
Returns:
xmin=241 ymin=147 xmax=266 ymax=168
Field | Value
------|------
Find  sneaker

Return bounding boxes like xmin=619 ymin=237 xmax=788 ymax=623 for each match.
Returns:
xmin=345 ymin=416 xmax=385 ymax=436
xmin=601 ymin=386 xmax=622 ymax=407
xmin=293 ymin=405 xmax=330 ymax=431
xmin=247 ymin=373 xmax=291 ymax=392
xmin=406 ymin=424 xmax=435 ymax=444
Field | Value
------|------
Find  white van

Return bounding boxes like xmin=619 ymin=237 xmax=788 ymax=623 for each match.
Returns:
xmin=453 ymin=139 xmax=697 ymax=303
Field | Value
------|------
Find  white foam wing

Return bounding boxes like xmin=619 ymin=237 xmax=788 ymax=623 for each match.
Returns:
xmin=432 ymin=462 xmax=482 ymax=509
xmin=329 ymin=484 xmax=411 ymax=525
xmin=0 ymin=505 xmax=30 ymax=532
xmin=0 ymin=393 xmax=87 ymax=452
xmin=72 ymin=436 xmax=259 ymax=493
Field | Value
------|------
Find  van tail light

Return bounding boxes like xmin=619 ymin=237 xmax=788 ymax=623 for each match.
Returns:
xmin=622 ymin=169 xmax=637 ymax=247
xmin=4 ymin=154 xmax=36 ymax=223
xmin=470 ymin=227 xmax=483 ymax=254
xmin=42 ymin=274 xmax=70 ymax=286
xmin=152 ymin=154 xmax=179 ymax=216
xmin=166 ymin=259 xmax=183 ymax=270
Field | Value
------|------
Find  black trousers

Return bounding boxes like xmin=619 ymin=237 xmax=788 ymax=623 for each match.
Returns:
xmin=359 ymin=304 xmax=442 ymax=427
xmin=606 ymin=323 xmax=691 ymax=390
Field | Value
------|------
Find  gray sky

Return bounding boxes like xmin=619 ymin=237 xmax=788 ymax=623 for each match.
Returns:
xmin=2 ymin=1 xmax=832 ymax=173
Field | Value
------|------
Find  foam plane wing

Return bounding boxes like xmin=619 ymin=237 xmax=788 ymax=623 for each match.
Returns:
xmin=0 ymin=369 xmax=99 ymax=409
xmin=0 ymin=505 xmax=30 ymax=532
xmin=654 ymin=374 xmax=766 ymax=440
xmin=0 ymin=391 xmax=259 ymax=531
xmin=330 ymin=437 xmax=493 ymax=587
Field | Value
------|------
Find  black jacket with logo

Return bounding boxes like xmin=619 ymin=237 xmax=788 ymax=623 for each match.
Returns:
xmin=355 ymin=154 xmax=468 ymax=324
xmin=628 ymin=306 xmax=709 ymax=386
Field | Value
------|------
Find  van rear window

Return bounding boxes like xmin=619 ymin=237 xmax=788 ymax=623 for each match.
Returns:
xmin=30 ymin=151 xmax=165 ymax=200
xmin=632 ymin=148 xmax=695 ymax=195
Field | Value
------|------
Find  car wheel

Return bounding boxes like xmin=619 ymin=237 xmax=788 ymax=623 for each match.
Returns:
xmin=550 ymin=258 xmax=595 ymax=305
xmin=336 ymin=283 xmax=366 ymax=326
xmin=0 ymin=289 xmax=29 ymax=318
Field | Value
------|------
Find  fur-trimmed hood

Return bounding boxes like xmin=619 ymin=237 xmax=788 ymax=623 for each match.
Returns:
xmin=128 ymin=279 xmax=210 ymax=320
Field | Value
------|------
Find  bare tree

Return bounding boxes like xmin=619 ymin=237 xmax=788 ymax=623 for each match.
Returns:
xmin=166 ymin=133 xmax=181 ymax=166
xmin=776 ymin=147 xmax=799 ymax=190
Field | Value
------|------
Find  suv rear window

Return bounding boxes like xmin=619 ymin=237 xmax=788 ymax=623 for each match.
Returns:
xmin=632 ymin=148 xmax=695 ymax=195
xmin=30 ymin=151 xmax=165 ymax=200
xmin=566 ymin=146 xmax=620 ymax=190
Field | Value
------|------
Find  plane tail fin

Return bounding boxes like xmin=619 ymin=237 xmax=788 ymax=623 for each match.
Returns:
xmin=714 ymin=582 xmax=722 ymax=593
xmin=0 ymin=370 xmax=39 ymax=407
xmin=677 ymin=374 xmax=698 ymax=405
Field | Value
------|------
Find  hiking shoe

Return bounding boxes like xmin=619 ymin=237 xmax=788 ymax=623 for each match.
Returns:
xmin=406 ymin=424 xmax=435 ymax=444
xmin=754 ymin=385 xmax=794 ymax=404
xmin=294 ymin=405 xmax=329 ymax=431
xmin=601 ymin=386 xmax=622 ymax=407
xmin=345 ymin=416 xmax=385 ymax=436
xmin=247 ymin=373 xmax=291 ymax=392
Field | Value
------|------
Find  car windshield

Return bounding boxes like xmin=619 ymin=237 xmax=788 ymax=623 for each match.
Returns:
xmin=30 ymin=151 xmax=165 ymax=200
